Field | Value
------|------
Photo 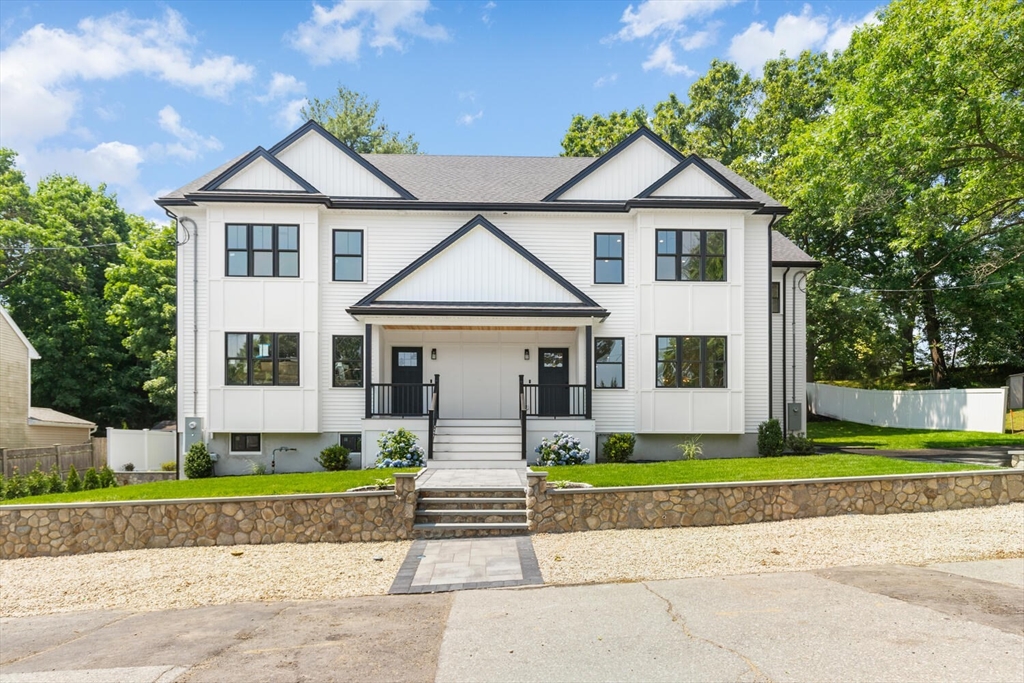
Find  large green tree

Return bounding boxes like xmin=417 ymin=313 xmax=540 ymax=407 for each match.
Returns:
xmin=301 ymin=85 xmax=420 ymax=154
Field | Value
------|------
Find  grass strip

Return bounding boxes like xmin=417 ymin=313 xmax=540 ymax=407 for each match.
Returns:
xmin=807 ymin=420 xmax=1024 ymax=449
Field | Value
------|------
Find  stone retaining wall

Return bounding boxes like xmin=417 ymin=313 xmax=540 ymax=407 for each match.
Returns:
xmin=526 ymin=470 xmax=1024 ymax=533
xmin=0 ymin=474 xmax=418 ymax=559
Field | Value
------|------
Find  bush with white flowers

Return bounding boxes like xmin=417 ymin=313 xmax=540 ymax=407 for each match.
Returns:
xmin=535 ymin=431 xmax=590 ymax=466
xmin=374 ymin=428 xmax=425 ymax=468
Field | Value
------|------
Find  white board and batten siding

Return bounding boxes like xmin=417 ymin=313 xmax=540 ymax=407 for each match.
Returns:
xmin=218 ymin=158 xmax=305 ymax=193
xmin=559 ymin=136 xmax=678 ymax=201
xmin=275 ymin=131 xmax=401 ymax=198
xmin=651 ymin=165 xmax=735 ymax=198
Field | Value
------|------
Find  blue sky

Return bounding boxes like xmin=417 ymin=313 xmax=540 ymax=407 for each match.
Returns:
xmin=0 ymin=0 xmax=880 ymax=219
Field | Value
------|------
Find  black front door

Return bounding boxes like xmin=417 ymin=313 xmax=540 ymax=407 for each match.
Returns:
xmin=538 ymin=348 xmax=569 ymax=416
xmin=392 ymin=347 xmax=423 ymax=415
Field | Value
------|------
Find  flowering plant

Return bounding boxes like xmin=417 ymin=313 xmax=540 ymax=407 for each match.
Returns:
xmin=535 ymin=431 xmax=590 ymax=466
xmin=374 ymin=428 xmax=425 ymax=468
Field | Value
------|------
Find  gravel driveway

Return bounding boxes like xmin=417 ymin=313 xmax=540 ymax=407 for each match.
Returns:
xmin=2 ymin=504 xmax=1021 ymax=618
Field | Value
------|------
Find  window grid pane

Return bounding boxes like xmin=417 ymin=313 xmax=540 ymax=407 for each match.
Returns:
xmin=333 ymin=230 xmax=363 ymax=281
xmin=595 ymin=338 xmax=624 ymax=389
xmin=656 ymin=230 xmax=727 ymax=282
xmin=226 ymin=332 xmax=300 ymax=386
xmin=655 ymin=336 xmax=727 ymax=389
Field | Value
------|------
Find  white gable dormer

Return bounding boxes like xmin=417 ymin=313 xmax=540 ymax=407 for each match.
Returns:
xmin=202 ymin=148 xmax=319 ymax=194
xmin=270 ymin=121 xmax=413 ymax=199
xmin=547 ymin=128 xmax=683 ymax=202
xmin=639 ymin=156 xmax=749 ymax=199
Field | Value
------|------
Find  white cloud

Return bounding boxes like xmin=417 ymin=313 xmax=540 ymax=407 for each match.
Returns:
xmin=678 ymin=22 xmax=720 ymax=51
xmin=728 ymin=5 xmax=878 ymax=74
xmin=457 ymin=110 xmax=483 ymax=126
xmin=277 ymin=98 xmax=309 ymax=129
xmin=156 ymin=105 xmax=222 ymax=161
xmin=0 ymin=8 xmax=254 ymax=145
xmin=482 ymin=1 xmax=497 ymax=26
xmin=594 ymin=73 xmax=618 ymax=88
xmin=615 ymin=0 xmax=736 ymax=41
xmin=642 ymin=42 xmax=695 ymax=77
xmin=289 ymin=0 xmax=449 ymax=65
xmin=257 ymin=73 xmax=307 ymax=103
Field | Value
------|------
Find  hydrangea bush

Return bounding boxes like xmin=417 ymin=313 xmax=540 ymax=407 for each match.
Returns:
xmin=375 ymin=428 xmax=425 ymax=468
xmin=535 ymin=431 xmax=590 ymax=466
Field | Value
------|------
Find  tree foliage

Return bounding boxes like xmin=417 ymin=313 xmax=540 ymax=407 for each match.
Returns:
xmin=301 ymin=85 xmax=420 ymax=154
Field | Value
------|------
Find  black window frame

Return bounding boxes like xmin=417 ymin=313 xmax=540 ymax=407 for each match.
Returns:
xmin=594 ymin=337 xmax=625 ymax=389
xmin=224 ymin=332 xmax=300 ymax=386
xmin=224 ymin=224 xmax=300 ymax=278
xmin=655 ymin=335 xmax=727 ymax=388
xmin=332 ymin=335 xmax=364 ymax=388
xmin=655 ymin=229 xmax=727 ymax=282
xmin=332 ymin=229 xmax=364 ymax=282
xmin=230 ymin=433 xmax=261 ymax=452
xmin=593 ymin=232 xmax=625 ymax=284
xmin=340 ymin=433 xmax=362 ymax=453
xmin=771 ymin=282 xmax=781 ymax=314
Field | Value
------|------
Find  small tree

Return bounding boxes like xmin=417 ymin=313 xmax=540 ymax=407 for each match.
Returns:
xmin=4 ymin=468 xmax=27 ymax=499
xmin=83 ymin=467 xmax=101 ymax=490
xmin=316 ymin=444 xmax=350 ymax=471
xmin=65 ymin=465 xmax=82 ymax=492
xmin=25 ymin=464 xmax=50 ymax=496
xmin=184 ymin=442 xmax=214 ymax=479
xmin=758 ymin=419 xmax=784 ymax=457
xmin=98 ymin=465 xmax=118 ymax=488
xmin=602 ymin=433 xmax=635 ymax=463
xmin=46 ymin=465 xmax=65 ymax=494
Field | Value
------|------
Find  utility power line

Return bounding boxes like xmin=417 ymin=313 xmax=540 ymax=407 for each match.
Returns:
xmin=814 ymin=277 xmax=1022 ymax=294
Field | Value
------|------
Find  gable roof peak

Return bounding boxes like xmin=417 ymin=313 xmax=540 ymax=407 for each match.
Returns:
xmin=199 ymin=146 xmax=320 ymax=193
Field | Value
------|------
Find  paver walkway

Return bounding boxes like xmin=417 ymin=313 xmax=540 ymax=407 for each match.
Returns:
xmin=389 ymin=537 xmax=543 ymax=594
xmin=415 ymin=468 xmax=527 ymax=489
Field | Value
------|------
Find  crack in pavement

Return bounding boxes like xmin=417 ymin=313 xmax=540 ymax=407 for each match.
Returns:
xmin=0 ymin=612 xmax=135 ymax=667
xmin=174 ymin=603 xmax=293 ymax=682
xmin=641 ymin=582 xmax=774 ymax=683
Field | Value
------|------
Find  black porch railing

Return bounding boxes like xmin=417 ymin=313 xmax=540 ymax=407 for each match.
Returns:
xmin=519 ymin=380 xmax=590 ymax=419
xmin=366 ymin=379 xmax=437 ymax=418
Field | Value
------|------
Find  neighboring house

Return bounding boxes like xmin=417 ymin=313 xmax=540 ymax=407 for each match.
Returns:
xmin=157 ymin=123 xmax=818 ymax=474
xmin=0 ymin=307 xmax=96 ymax=448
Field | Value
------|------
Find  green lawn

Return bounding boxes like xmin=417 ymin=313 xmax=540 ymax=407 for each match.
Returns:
xmin=536 ymin=454 xmax=989 ymax=488
xmin=808 ymin=420 xmax=1024 ymax=450
xmin=0 ymin=469 xmax=417 ymax=506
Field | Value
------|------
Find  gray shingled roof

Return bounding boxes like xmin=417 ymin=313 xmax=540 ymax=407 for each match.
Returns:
xmin=703 ymin=158 xmax=785 ymax=209
xmin=161 ymin=153 xmax=248 ymax=202
xmin=772 ymin=231 xmax=820 ymax=266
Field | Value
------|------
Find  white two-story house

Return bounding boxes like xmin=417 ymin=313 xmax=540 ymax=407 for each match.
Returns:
xmin=157 ymin=122 xmax=817 ymax=473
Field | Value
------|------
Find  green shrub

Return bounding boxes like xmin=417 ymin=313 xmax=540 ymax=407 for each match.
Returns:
xmin=26 ymin=464 xmax=50 ymax=496
xmin=602 ymin=433 xmax=635 ymax=463
xmin=374 ymin=428 xmax=425 ymax=468
xmin=184 ymin=442 xmax=214 ymax=479
xmin=160 ymin=461 xmax=177 ymax=472
xmin=47 ymin=465 xmax=65 ymax=494
xmin=65 ymin=465 xmax=82 ymax=492
xmin=786 ymin=432 xmax=816 ymax=455
xmin=758 ymin=419 xmax=784 ymax=457
xmin=98 ymin=465 xmax=118 ymax=488
xmin=4 ymin=468 xmax=27 ymax=499
xmin=676 ymin=435 xmax=703 ymax=461
xmin=83 ymin=467 xmax=101 ymax=490
xmin=316 ymin=444 xmax=351 ymax=471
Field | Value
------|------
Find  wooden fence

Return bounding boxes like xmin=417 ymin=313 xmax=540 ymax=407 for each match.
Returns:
xmin=0 ymin=441 xmax=105 ymax=479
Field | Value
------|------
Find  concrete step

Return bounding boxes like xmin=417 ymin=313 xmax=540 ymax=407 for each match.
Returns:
xmin=418 ymin=486 xmax=525 ymax=496
xmin=434 ymin=426 xmax=521 ymax=436
xmin=413 ymin=522 xmax=528 ymax=531
xmin=433 ymin=441 xmax=520 ymax=453
xmin=418 ymin=496 xmax=525 ymax=505
xmin=424 ymin=459 xmax=527 ymax=469
xmin=416 ymin=509 xmax=527 ymax=518
xmin=435 ymin=419 xmax=521 ymax=428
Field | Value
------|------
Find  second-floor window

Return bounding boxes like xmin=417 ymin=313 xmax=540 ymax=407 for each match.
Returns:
xmin=656 ymin=229 xmax=726 ymax=282
xmin=333 ymin=230 xmax=363 ymax=281
xmin=594 ymin=233 xmax=624 ymax=284
xmin=226 ymin=224 xmax=299 ymax=277
xmin=226 ymin=333 xmax=299 ymax=386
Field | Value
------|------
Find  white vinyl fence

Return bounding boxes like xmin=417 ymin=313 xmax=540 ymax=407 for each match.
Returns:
xmin=107 ymin=428 xmax=177 ymax=472
xmin=806 ymin=383 xmax=1008 ymax=434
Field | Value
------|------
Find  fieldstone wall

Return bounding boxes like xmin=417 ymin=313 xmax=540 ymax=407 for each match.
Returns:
xmin=526 ymin=470 xmax=1024 ymax=533
xmin=0 ymin=473 xmax=419 ymax=559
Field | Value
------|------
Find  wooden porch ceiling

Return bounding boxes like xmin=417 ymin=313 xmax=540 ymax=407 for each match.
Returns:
xmin=382 ymin=325 xmax=576 ymax=331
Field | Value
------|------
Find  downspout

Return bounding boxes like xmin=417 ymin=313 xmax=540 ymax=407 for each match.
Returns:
xmin=766 ymin=214 xmax=780 ymax=420
xmin=780 ymin=266 xmax=791 ymax=434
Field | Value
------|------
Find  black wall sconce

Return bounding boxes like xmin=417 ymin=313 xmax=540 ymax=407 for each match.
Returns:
xmin=431 ymin=348 xmax=437 ymax=360
xmin=524 ymin=349 xmax=530 ymax=361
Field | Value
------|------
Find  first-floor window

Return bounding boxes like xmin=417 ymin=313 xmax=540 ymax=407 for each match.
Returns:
xmin=231 ymin=433 xmax=261 ymax=452
xmin=656 ymin=336 xmax=727 ymax=388
xmin=332 ymin=336 xmax=363 ymax=387
xmin=225 ymin=333 xmax=299 ymax=386
xmin=595 ymin=338 xmax=625 ymax=388
xmin=340 ymin=434 xmax=362 ymax=453
xmin=771 ymin=282 xmax=781 ymax=314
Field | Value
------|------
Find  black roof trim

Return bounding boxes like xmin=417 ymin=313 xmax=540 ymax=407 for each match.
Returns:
xmin=267 ymin=120 xmax=416 ymax=200
xmin=172 ymin=194 xmax=767 ymax=213
xmin=347 ymin=306 xmax=608 ymax=318
xmin=636 ymin=155 xmax=750 ymax=199
xmin=772 ymin=259 xmax=822 ymax=269
xmin=352 ymin=214 xmax=605 ymax=311
xmin=200 ymin=147 xmax=320 ymax=193
xmin=542 ymin=127 xmax=686 ymax=202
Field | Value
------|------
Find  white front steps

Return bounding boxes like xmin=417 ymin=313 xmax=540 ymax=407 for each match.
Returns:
xmin=430 ymin=419 xmax=524 ymax=467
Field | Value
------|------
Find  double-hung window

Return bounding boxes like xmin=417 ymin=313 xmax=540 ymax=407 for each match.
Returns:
xmin=332 ymin=335 xmax=363 ymax=387
xmin=225 ymin=333 xmax=299 ymax=386
xmin=655 ymin=336 xmax=727 ymax=388
xmin=655 ymin=229 xmax=726 ymax=281
xmin=594 ymin=338 xmax=625 ymax=389
xmin=333 ymin=230 xmax=363 ymax=281
xmin=771 ymin=282 xmax=782 ymax=314
xmin=226 ymin=224 xmax=299 ymax=277
xmin=594 ymin=233 xmax=624 ymax=284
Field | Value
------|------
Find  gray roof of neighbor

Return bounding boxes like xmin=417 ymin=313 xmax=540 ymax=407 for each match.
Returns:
xmin=772 ymin=231 xmax=820 ymax=267
xmin=28 ymin=407 xmax=95 ymax=427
